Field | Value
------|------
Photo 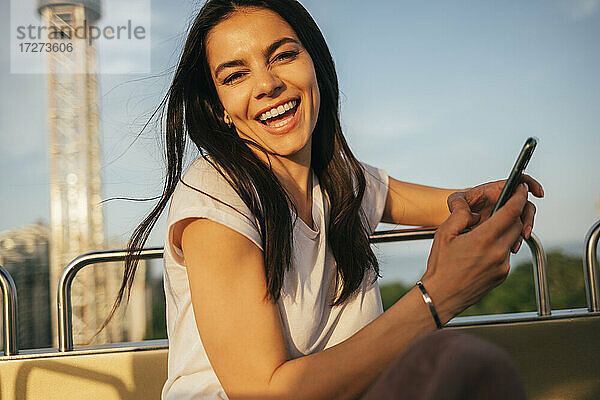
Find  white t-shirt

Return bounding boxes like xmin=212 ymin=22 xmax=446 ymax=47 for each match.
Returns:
xmin=162 ymin=156 xmax=389 ymax=399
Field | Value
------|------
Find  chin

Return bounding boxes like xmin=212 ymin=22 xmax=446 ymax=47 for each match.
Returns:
xmin=273 ymin=136 xmax=311 ymax=158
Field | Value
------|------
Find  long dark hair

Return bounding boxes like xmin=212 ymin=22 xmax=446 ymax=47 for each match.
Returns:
xmin=105 ymin=0 xmax=380 ymax=330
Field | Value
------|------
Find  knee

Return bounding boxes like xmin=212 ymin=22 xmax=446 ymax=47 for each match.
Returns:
xmin=384 ymin=330 xmax=526 ymax=400
xmin=420 ymin=330 xmax=526 ymax=400
xmin=409 ymin=330 xmax=520 ymax=377
xmin=424 ymin=330 xmax=511 ymax=363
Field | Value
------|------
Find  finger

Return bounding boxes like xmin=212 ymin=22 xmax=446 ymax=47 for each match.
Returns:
xmin=447 ymin=192 xmax=481 ymax=223
xmin=511 ymin=236 xmax=523 ymax=254
xmin=521 ymin=201 xmax=536 ymax=239
xmin=484 ymin=213 xmax=523 ymax=258
xmin=479 ymin=182 xmax=529 ymax=241
xmin=498 ymin=215 xmax=524 ymax=254
xmin=520 ymin=174 xmax=544 ymax=198
xmin=439 ymin=198 xmax=480 ymax=236
xmin=447 ymin=191 xmax=467 ymax=212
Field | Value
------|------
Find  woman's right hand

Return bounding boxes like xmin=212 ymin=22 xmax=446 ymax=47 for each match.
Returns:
xmin=421 ymin=182 xmax=530 ymax=324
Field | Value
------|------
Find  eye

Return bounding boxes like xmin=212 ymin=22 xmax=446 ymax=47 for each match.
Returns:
xmin=222 ymin=71 xmax=245 ymax=85
xmin=272 ymin=50 xmax=299 ymax=63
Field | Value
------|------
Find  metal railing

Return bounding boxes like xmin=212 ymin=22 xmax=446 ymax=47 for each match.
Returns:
xmin=0 ymin=221 xmax=592 ymax=356
xmin=57 ymin=247 xmax=164 ymax=352
xmin=371 ymin=228 xmax=551 ymax=317
xmin=0 ymin=265 xmax=18 ymax=356
xmin=55 ymin=227 xmax=551 ymax=351
xmin=584 ymin=220 xmax=600 ymax=312
xmin=527 ymin=233 xmax=551 ymax=316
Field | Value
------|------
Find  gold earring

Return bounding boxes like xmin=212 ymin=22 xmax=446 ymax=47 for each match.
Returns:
xmin=224 ymin=113 xmax=233 ymax=127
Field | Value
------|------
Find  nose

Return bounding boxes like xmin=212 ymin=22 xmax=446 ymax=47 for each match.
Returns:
xmin=253 ymin=68 xmax=285 ymax=99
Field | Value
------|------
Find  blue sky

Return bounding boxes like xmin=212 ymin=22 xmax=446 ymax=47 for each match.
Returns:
xmin=1 ymin=0 xmax=599 ymax=282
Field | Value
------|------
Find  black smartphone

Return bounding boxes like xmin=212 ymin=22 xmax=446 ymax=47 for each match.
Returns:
xmin=491 ymin=137 xmax=538 ymax=215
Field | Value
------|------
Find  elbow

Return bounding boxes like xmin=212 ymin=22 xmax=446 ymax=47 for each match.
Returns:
xmin=224 ymin=362 xmax=294 ymax=400
xmin=265 ymin=361 xmax=348 ymax=400
xmin=264 ymin=361 xmax=296 ymax=400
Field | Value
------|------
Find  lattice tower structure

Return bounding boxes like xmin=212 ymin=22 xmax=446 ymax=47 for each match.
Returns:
xmin=37 ymin=0 xmax=115 ymax=346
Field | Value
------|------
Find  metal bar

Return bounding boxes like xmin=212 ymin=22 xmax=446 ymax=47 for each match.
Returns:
xmin=56 ymin=227 xmax=552 ymax=351
xmin=370 ymin=227 xmax=436 ymax=243
xmin=526 ymin=233 xmax=551 ymax=316
xmin=583 ymin=220 xmax=600 ymax=312
xmin=372 ymin=228 xmax=551 ymax=316
xmin=448 ymin=308 xmax=598 ymax=327
xmin=0 ymin=265 xmax=18 ymax=356
xmin=57 ymin=247 xmax=164 ymax=352
xmin=6 ymin=307 xmax=600 ymax=362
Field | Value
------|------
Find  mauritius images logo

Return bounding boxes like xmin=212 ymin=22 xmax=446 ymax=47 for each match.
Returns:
xmin=10 ymin=0 xmax=151 ymax=74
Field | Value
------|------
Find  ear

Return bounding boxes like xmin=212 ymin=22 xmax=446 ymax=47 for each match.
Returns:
xmin=223 ymin=112 xmax=232 ymax=126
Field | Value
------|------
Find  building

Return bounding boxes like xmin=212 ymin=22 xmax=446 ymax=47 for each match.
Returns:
xmin=0 ymin=224 xmax=150 ymax=348
xmin=0 ymin=224 xmax=52 ymax=349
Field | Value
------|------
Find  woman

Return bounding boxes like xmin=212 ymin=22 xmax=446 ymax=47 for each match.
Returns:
xmin=111 ymin=0 xmax=543 ymax=398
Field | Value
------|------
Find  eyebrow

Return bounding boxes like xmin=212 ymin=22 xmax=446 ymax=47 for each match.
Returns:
xmin=214 ymin=37 xmax=300 ymax=79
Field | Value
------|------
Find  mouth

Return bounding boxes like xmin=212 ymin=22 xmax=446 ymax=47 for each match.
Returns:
xmin=255 ymin=99 xmax=301 ymax=129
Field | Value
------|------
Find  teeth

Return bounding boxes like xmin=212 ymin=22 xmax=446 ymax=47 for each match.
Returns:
xmin=271 ymin=115 xmax=294 ymax=127
xmin=259 ymin=100 xmax=298 ymax=121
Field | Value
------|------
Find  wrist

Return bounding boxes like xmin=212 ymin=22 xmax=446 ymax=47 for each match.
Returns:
xmin=418 ymin=277 xmax=456 ymax=325
xmin=416 ymin=281 xmax=442 ymax=329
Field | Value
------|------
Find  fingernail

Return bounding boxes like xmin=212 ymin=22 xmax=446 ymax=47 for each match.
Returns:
xmin=523 ymin=182 xmax=529 ymax=191
xmin=526 ymin=225 xmax=532 ymax=239
xmin=514 ymin=240 xmax=522 ymax=253
xmin=541 ymin=187 xmax=545 ymax=197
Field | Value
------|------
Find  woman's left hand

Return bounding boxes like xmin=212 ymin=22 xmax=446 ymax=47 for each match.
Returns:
xmin=446 ymin=174 xmax=544 ymax=253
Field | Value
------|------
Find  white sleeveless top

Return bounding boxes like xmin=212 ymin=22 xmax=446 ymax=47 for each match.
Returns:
xmin=161 ymin=157 xmax=389 ymax=399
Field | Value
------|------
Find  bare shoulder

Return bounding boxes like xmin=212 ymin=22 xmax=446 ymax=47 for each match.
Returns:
xmin=182 ymin=217 xmax=261 ymax=266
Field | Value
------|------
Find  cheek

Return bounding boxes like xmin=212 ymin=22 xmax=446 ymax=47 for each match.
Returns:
xmin=303 ymin=64 xmax=319 ymax=95
xmin=215 ymin=86 xmax=250 ymax=120
xmin=306 ymin=68 xmax=320 ymax=124
xmin=305 ymin=63 xmax=320 ymax=111
xmin=287 ymin=61 xmax=320 ymax=117
xmin=313 ymin=76 xmax=320 ymax=115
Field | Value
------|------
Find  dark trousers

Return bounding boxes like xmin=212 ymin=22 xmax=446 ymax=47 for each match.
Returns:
xmin=360 ymin=330 xmax=527 ymax=400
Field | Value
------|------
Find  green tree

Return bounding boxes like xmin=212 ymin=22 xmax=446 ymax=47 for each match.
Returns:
xmin=380 ymin=282 xmax=411 ymax=311
xmin=379 ymin=250 xmax=588 ymax=315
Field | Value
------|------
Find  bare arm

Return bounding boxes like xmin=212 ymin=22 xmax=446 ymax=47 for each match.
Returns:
xmin=268 ymin=287 xmax=436 ymax=400
xmin=181 ymin=218 xmax=436 ymax=400
xmin=181 ymin=183 xmax=530 ymax=399
xmin=381 ymin=176 xmax=460 ymax=227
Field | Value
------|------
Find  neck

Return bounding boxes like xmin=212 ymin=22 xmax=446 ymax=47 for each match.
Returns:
xmin=250 ymin=142 xmax=313 ymax=209
xmin=272 ymin=152 xmax=313 ymax=229
xmin=272 ymin=156 xmax=312 ymax=203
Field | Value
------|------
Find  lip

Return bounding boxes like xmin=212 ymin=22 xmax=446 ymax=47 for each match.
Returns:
xmin=253 ymin=97 xmax=301 ymax=121
xmin=256 ymin=99 xmax=302 ymax=136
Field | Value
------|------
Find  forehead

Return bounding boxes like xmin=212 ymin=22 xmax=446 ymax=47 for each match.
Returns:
xmin=206 ymin=8 xmax=299 ymax=65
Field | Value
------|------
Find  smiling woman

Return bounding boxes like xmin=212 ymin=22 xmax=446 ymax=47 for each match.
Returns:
xmin=104 ymin=0 xmax=543 ymax=399
xmin=206 ymin=8 xmax=320 ymax=170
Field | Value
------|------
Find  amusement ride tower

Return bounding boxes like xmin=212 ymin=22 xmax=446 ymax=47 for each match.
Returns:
xmin=37 ymin=0 xmax=110 ymax=345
